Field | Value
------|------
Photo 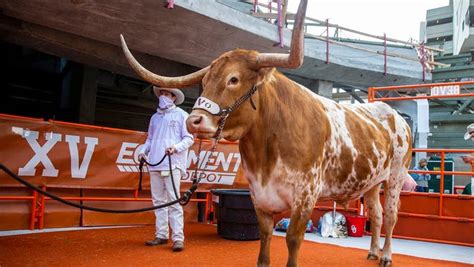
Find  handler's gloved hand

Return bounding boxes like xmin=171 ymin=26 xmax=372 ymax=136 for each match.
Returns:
xmin=166 ymin=146 xmax=177 ymax=155
xmin=138 ymin=153 xmax=147 ymax=162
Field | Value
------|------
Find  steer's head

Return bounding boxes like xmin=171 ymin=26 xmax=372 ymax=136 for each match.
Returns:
xmin=187 ymin=49 xmax=271 ymax=141
xmin=120 ymin=0 xmax=308 ymax=141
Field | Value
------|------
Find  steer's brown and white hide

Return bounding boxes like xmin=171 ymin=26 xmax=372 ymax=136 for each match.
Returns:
xmin=187 ymin=68 xmax=412 ymax=267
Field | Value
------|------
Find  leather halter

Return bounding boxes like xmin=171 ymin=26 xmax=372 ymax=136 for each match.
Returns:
xmin=192 ymin=85 xmax=258 ymax=140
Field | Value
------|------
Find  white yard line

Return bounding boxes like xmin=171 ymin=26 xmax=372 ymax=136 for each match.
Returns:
xmin=0 ymin=225 xmax=137 ymax=237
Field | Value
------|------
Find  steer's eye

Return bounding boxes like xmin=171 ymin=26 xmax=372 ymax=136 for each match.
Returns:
xmin=229 ymin=77 xmax=239 ymax=85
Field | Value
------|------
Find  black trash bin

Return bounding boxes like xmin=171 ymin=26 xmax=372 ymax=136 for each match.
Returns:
xmin=211 ymin=189 xmax=260 ymax=241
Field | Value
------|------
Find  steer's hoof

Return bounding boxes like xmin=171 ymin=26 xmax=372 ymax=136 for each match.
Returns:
xmin=367 ymin=252 xmax=379 ymax=260
xmin=379 ymin=257 xmax=392 ymax=267
xmin=256 ymin=260 xmax=270 ymax=267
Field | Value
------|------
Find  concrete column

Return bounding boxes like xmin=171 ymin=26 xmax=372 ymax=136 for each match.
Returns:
xmin=313 ymin=80 xmax=333 ymax=99
xmin=415 ymin=99 xmax=430 ymax=162
xmin=285 ymin=75 xmax=334 ymax=99
xmin=79 ymin=66 xmax=98 ymax=124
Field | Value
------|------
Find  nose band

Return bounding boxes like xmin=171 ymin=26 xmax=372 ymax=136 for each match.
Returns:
xmin=192 ymin=97 xmax=222 ymax=115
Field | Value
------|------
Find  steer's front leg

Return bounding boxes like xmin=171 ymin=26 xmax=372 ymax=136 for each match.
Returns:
xmin=286 ymin=191 xmax=317 ymax=267
xmin=255 ymin=207 xmax=274 ymax=267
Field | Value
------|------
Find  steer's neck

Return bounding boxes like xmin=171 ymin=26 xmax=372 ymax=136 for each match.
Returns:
xmin=239 ymin=72 xmax=330 ymax=177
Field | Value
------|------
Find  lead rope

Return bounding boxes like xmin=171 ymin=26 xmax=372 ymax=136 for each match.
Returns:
xmin=0 ymin=163 xmax=184 ymax=213
xmin=177 ymin=137 xmax=220 ymax=206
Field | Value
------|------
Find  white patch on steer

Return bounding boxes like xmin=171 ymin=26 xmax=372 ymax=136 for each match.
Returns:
xmin=244 ymin=157 xmax=319 ymax=215
xmin=294 ymin=83 xmax=410 ymax=201
xmin=244 ymin=158 xmax=292 ymax=213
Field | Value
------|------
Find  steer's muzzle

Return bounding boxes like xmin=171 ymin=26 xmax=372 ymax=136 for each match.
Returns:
xmin=186 ymin=113 xmax=217 ymax=139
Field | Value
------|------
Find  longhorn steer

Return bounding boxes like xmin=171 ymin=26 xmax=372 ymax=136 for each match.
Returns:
xmin=120 ymin=0 xmax=412 ymax=266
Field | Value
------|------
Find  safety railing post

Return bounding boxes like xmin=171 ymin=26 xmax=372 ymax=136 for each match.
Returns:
xmin=326 ymin=19 xmax=329 ymax=64
xmin=383 ymin=33 xmax=387 ymax=75
xmin=276 ymin=0 xmax=284 ymax=47
xmin=39 ymin=186 xmax=46 ymax=229
xmin=133 ymin=189 xmax=139 ymax=199
xmin=439 ymin=151 xmax=445 ymax=217
xmin=204 ymin=192 xmax=210 ymax=224
xmin=356 ymin=198 xmax=361 ymax=216
xmin=420 ymin=42 xmax=426 ymax=81
xmin=30 ymin=190 xmax=38 ymax=230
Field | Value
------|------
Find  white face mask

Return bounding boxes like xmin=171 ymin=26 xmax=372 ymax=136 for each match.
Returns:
xmin=158 ymin=95 xmax=175 ymax=110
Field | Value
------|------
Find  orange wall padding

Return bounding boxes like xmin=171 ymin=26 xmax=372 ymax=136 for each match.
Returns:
xmin=0 ymin=188 xmax=32 ymax=230
xmin=394 ymin=216 xmax=474 ymax=244
xmin=0 ymin=187 xmax=82 ymax=230
xmin=398 ymin=193 xmax=440 ymax=215
xmin=42 ymin=188 xmax=81 ymax=229
xmin=81 ymin=189 xmax=155 ymax=227
xmin=442 ymin=196 xmax=474 ymax=219
xmin=80 ymin=190 xmax=199 ymax=226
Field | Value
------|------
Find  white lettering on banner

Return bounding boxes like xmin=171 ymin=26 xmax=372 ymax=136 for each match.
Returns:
xmin=430 ymin=85 xmax=460 ymax=96
xmin=65 ymin=135 xmax=99 ymax=179
xmin=115 ymin=144 xmax=241 ymax=185
xmin=183 ymin=171 xmax=236 ymax=185
xmin=115 ymin=142 xmax=143 ymax=172
xmin=14 ymin=127 xmax=99 ymax=178
xmin=185 ymin=150 xmax=241 ymax=184
xmin=17 ymin=128 xmax=61 ymax=177
xmin=116 ymin=142 xmax=139 ymax=164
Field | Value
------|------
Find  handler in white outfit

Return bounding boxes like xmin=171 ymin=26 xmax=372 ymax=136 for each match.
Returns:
xmin=138 ymin=86 xmax=194 ymax=252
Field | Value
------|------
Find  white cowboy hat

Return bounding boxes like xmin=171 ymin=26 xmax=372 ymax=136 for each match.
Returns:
xmin=464 ymin=123 xmax=474 ymax=140
xmin=153 ymin=86 xmax=185 ymax=105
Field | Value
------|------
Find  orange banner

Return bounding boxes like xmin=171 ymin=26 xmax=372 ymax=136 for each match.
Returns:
xmin=0 ymin=114 xmax=248 ymax=190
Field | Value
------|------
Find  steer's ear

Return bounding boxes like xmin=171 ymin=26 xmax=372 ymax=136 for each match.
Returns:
xmin=256 ymin=67 xmax=276 ymax=87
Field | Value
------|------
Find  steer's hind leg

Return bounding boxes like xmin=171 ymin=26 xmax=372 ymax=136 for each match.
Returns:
xmin=380 ymin=177 xmax=404 ymax=267
xmin=364 ymin=183 xmax=383 ymax=261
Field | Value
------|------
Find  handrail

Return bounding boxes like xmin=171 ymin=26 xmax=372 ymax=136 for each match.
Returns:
xmin=250 ymin=0 xmax=444 ymax=73
xmin=303 ymin=32 xmax=445 ymax=66
xmin=0 ymin=186 xmax=212 ymax=230
xmin=371 ymin=80 xmax=474 ymax=91
xmin=250 ymin=0 xmax=442 ymax=52
xmin=0 ymin=113 xmax=45 ymax=122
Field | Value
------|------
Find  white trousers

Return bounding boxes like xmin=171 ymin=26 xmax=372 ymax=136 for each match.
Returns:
xmin=149 ymin=169 xmax=184 ymax=242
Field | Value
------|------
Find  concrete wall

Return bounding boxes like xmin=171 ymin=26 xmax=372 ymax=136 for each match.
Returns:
xmin=426 ymin=5 xmax=452 ymax=21
xmin=452 ymin=0 xmax=472 ymax=54
xmin=426 ymin=22 xmax=453 ymax=38
xmin=426 ymin=5 xmax=454 ymax=54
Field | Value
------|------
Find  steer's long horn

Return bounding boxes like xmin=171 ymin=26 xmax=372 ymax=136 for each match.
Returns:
xmin=120 ymin=34 xmax=209 ymax=88
xmin=256 ymin=0 xmax=308 ymax=69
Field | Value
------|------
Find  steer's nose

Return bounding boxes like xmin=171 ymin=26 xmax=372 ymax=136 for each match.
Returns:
xmin=186 ymin=114 xmax=203 ymax=133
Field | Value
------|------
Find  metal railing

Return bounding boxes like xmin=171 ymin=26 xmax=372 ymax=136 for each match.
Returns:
xmin=368 ymin=81 xmax=474 ymax=102
xmin=366 ymin=81 xmax=474 ymax=246
xmin=249 ymin=0 xmax=447 ymax=77
xmin=0 ymin=186 xmax=211 ymax=230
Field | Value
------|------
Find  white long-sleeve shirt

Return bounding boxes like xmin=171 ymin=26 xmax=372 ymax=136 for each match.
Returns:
xmin=140 ymin=106 xmax=194 ymax=173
